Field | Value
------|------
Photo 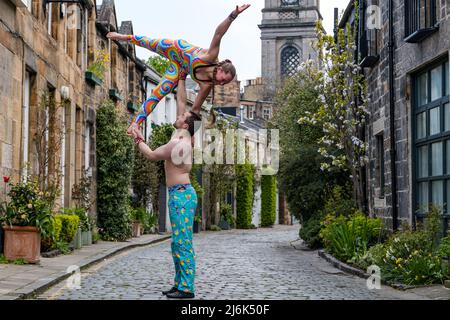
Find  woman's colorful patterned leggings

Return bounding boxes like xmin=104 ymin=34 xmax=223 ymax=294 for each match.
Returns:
xmin=128 ymin=36 xmax=199 ymax=126
xmin=168 ymin=183 xmax=198 ymax=293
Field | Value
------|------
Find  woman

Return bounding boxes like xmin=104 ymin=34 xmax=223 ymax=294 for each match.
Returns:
xmin=106 ymin=4 xmax=251 ymax=130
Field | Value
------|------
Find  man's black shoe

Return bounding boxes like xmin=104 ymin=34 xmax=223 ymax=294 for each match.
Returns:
xmin=166 ymin=290 xmax=195 ymax=299
xmin=162 ymin=287 xmax=178 ymax=295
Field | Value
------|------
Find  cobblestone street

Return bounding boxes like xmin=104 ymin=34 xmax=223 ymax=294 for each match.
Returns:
xmin=34 ymin=225 xmax=432 ymax=300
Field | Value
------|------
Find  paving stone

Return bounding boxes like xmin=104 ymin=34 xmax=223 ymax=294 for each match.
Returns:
xmin=32 ymin=225 xmax=445 ymax=300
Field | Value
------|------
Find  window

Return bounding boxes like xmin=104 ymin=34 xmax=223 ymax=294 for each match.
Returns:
xmin=263 ymin=107 xmax=271 ymax=120
xmin=21 ymin=70 xmax=34 ymax=179
xmin=77 ymin=7 xmax=88 ymax=69
xmin=405 ymin=0 xmax=438 ymax=43
xmin=376 ymin=134 xmax=385 ymax=198
xmin=247 ymin=106 xmax=255 ymax=120
xmin=281 ymin=46 xmax=300 ymax=78
xmin=414 ymin=59 xmax=449 ymax=217
xmin=84 ymin=122 xmax=93 ymax=171
xmin=281 ymin=0 xmax=299 ymax=6
xmin=46 ymin=3 xmax=52 ymax=36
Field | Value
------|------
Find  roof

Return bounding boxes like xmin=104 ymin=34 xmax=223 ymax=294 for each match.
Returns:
xmin=338 ymin=1 xmax=355 ymax=28
xmin=217 ymin=111 xmax=266 ymax=132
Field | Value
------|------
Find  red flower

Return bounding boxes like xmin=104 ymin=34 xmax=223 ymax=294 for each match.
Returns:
xmin=3 ymin=176 xmax=10 ymax=183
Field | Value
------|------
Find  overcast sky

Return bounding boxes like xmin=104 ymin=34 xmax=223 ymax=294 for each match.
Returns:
xmin=106 ymin=0 xmax=350 ymax=82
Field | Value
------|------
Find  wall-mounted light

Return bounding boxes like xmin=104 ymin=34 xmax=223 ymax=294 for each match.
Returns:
xmin=61 ymin=86 xmax=70 ymax=100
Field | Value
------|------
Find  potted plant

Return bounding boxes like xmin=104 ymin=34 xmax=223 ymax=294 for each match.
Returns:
xmin=85 ymin=49 xmax=109 ymax=87
xmin=218 ymin=203 xmax=234 ymax=231
xmin=71 ymin=169 xmax=94 ymax=246
xmin=131 ymin=208 xmax=146 ymax=237
xmin=0 ymin=177 xmax=54 ymax=264
xmin=80 ymin=212 xmax=92 ymax=246
xmin=193 ymin=215 xmax=202 ymax=234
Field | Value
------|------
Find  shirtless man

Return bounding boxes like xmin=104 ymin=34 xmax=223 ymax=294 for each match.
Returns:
xmin=130 ymin=75 xmax=200 ymax=299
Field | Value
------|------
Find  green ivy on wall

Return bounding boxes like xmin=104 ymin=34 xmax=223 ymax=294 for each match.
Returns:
xmin=236 ymin=164 xmax=254 ymax=229
xmin=96 ymin=100 xmax=134 ymax=241
xmin=261 ymin=175 xmax=277 ymax=227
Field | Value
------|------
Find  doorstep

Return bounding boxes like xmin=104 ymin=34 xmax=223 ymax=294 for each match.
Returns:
xmin=0 ymin=233 xmax=170 ymax=300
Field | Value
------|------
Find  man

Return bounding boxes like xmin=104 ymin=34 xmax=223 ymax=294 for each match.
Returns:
xmin=130 ymin=75 xmax=201 ymax=299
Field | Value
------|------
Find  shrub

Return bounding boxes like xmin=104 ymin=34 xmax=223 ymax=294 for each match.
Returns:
xmin=355 ymin=243 xmax=386 ymax=270
xmin=57 ymin=214 xmax=80 ymax=243
xmin=438 ymin=236 xmax=450 ymax=259
xmin=220 ymin=203 xmax=235 ymax=228
xmin=210 ymin=225 xmax=222 ymax=232
xmin=380 ymin=230 xmax=446 ymax=285
xmin=96 ymin=100 xmax=133 ymax=241
xmin=0 ymin=255 xmax=8 ymax=264
xmin=131 ymin=207 xmax=147 ymax=225
xmin=236 ymin=164 xmax=254 ymax=229
xmin=320 ymin=213 xmax=383 ymax=263
xmin=299 ymin=214 xmax=324 ymax=249
xmin=322 ymin=185 xmax=357 ymax=218
xmin=61 ymin=207 xmax=89 ymax=232
xmin=143 ymin=212 xmax=158 ymax=234
xmin=261 ymin=175 xmax=277 ymax=227
xmin=41 ymin=216 xmax=63 ymax=252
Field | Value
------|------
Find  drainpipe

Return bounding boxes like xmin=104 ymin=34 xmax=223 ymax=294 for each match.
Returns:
xmin=389 ymin=0 xmax=399 ymax=231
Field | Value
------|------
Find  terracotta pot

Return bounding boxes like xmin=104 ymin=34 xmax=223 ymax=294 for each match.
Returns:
xmin=3 ymin=226 xmax=41 ymax=264
xmin=132 ymin=222 xmax=142 ymax=237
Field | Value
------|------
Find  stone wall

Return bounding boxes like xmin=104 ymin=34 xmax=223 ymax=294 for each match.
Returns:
xmin=362 ymin=0 xmax=450 ymax=228
xmin=0 ymin=0 xmax=145 ymax=217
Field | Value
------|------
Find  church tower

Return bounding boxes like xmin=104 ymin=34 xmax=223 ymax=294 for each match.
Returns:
xmin=259 ymin=0 xmax=321 ymax=97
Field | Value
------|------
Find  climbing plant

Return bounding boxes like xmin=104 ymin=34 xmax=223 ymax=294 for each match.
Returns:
xmin=96 ymin=100 xmax=134 ymax=241
xmin=236 ymin=164 xmax=254 ymax=229
xmin=261 ymin=175 xmax=277 ymax=227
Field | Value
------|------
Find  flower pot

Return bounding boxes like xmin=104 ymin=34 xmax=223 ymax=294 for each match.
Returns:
xmin=71 ymin=227 xmax=82 ymax=249
xmin=81 ymin=230 xmax=92 ymax=246
xmin=218 ymin=219 xmax=231 ymax=230
xmin=193 ymin=221 xmax=200 ymax=234
xmin=3 ymin=226 xmax=41 ymax=264
xmin=132 ymin=222 xmax=142 ymax=237
xmin=85 ymin=71 xmax=103 ymax=86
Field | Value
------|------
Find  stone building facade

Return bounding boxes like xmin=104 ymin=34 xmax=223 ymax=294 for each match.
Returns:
xmin=0 ymin=0 xmax=161 ymax=221
xmin=340 ymin=0 xmax=450 ymax=231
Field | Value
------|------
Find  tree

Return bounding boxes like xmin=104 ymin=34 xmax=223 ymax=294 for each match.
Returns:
xmin=147 ymin=55 xmax=170 ymax=75
xmin=298 ymin=15 xmax=369 ymax=212
xmin=271 ymin=70 xmax=351 ymax=223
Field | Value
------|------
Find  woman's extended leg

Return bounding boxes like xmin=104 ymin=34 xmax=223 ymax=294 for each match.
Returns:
xmin=127 ymin=37 xmax=198 ymax=65
xmin=133 ymin=62 xmax=181 ymax=125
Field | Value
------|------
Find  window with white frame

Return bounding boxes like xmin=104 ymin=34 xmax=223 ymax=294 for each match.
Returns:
xmin=247 ymin=105 xmax=255 ymax=120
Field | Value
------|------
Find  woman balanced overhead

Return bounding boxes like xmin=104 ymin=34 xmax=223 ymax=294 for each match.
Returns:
xmin=106 ymin=4 xmax=251 ymax=133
